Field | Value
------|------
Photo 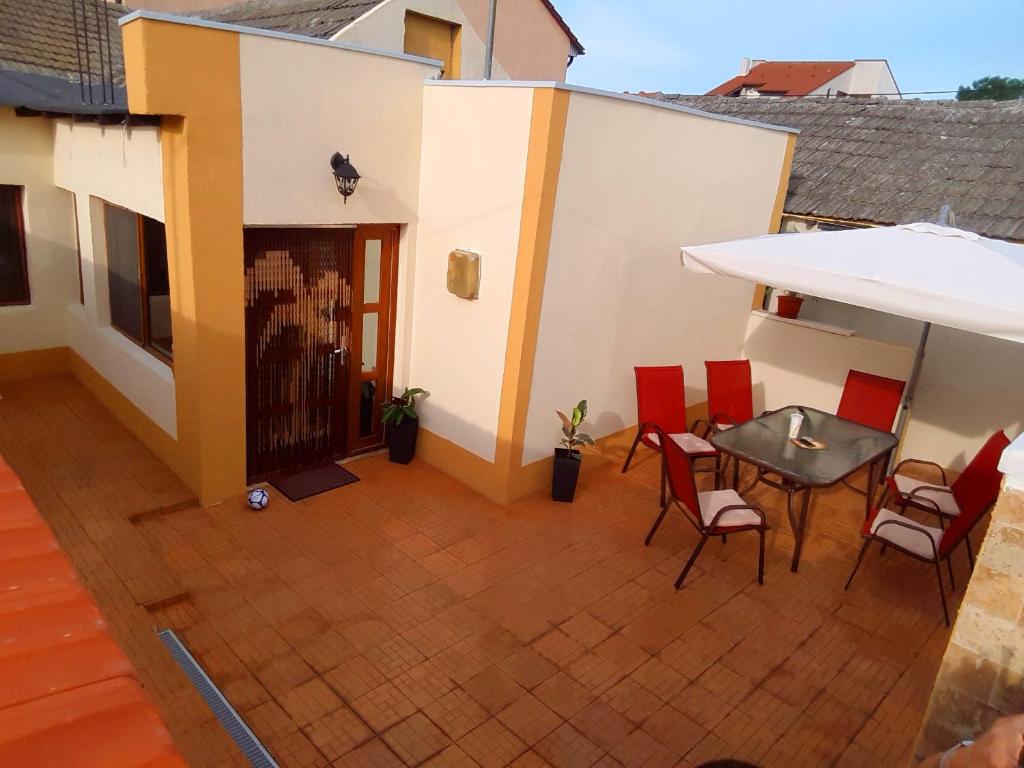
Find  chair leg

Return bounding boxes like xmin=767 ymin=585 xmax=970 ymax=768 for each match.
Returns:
xmin=757 ymin=527 xmax=766 ymax=585
xmin=966 ymin=535 xmax=975 ymax=571
xmin=645 ymin=500 xmax=671 ymax=547
xmin=660 ymin=461 xmax=667 ymax=507
xmin=721 ymin=534 xmax=727 ymax=544
xmin=845 ymin=539 xmax=872 ymax=591
xmin=675 ymin=534 xmax=709 ymax=590
xmin=935 ymin=559 xmax=950 ymax=626
xmin=714 ymin=454 xmax=722 ymax=490
xmin=947 ymin=554 xmax=956 ymax=593
xmin=621 ymin=430 xmax=643 ymax=473
xmin=732 ymin=456 xmax=740 ymax=490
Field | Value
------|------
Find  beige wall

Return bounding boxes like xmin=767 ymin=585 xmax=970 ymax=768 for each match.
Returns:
xmin=742 ymin=312 xmax=916 ymax=419
xmin=521 ymin=92 xmax=794 ymax=464
xmin=239 ymin=34 xmax=439 ymax=388
xmin=333 ymin=0 xmax=571 ymax=80
xmin=0 ymin=110 xmax=78 ymax=354
xmin=51 ymin=119 xmax=177 ymax=437
xmin=409 ymin=84 xmax=534 ymax=460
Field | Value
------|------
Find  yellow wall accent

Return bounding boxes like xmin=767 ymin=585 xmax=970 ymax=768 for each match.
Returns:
xmin=404 ymin=12 xmax=461 ymax=79
xmin=122 ymin=19 xmax=246 ymax=504
xmin=753 ymin=132 xmax=799 ymax=310
xmin=490 ymin=87 xmax=569 ymax=502
xmin=0 ymin=347 xmax=70 ymax=382
xmin=68 ymin=352 xmax=188 ymax=482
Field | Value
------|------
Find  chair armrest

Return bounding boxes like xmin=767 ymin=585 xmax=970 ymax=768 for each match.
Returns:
xmin=707 ymin=503 xmax=766 ymax=532
xmin=892 ymin=458 xmax=947 ymax=485
xmin=708 ymin=414 xmax=735 ymax=433
xmin=903 ymin=487 xmax=955 ymax=515
xmin=872 ymin=518 xmax=940 ymax=560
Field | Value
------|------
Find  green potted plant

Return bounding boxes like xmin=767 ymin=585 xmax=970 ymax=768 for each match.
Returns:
xmin=776 ymin=290 xmax=804 ymax=319
xmin=382 ymin=387 xmax=427 ymax=464
xmin=553 ymin=400 xmax=594 ymax=503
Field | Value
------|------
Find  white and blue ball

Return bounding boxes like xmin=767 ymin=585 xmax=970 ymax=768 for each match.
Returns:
xmin=247 ymin=487 xmax=269 ymax=510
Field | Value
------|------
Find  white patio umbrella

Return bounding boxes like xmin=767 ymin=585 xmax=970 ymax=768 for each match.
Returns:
xmin=680 ymin=222 xmax=1024 ymax=448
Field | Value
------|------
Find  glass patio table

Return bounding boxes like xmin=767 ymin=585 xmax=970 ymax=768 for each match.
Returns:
xmin=711 ymin=405 xmax=898 ymax=572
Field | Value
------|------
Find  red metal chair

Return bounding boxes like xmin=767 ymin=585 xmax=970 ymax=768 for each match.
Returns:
xmin=705 ymin=360 xmax=754 ymax=430
xmin=845 ymin=475 xmax=1001 ymax=625
xmin=836 ymin=369 xmax=905 ymax=433
xmin=645 ymin=427 xmax=767 ymax=589
xmin=706 ymin=360 xmax=754 ymax=488
xmin=621 ymin=366 xmax=721 ymax=500
xmin=884 ymin=431 xmax=1010 ymax=569
xmin=836 ymin=369 xmax=905 ymax=498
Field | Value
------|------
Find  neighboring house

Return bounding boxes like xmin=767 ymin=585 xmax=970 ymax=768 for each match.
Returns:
xmin=0 ymin=10 xmax=794 ymax=507
xmin=195 ymin=0 xmax=585 ymax=80
xmin=707 ymin=58 xmax=900 ymax=99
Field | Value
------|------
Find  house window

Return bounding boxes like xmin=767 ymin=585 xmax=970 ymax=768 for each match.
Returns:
xmin=103 ymin=202 xmax=172 ymax=361
xmin=0 ymin=185 xmax=30 ymax=305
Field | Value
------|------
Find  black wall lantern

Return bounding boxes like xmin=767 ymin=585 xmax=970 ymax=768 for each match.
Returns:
xmin=330 ymin=152 xmax=360 ymax=203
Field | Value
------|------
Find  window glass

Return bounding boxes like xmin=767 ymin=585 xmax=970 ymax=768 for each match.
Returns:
xmin=142 ymin=216 xmax=172 ymax=358
xmin=363 ymin=239 xmax=381 ymax=304
xmin=361 ymin=312 xmax=378 ymax=373
xmin=359 ymin=380 xmax=377 ymax=437
xmin=105 ymin=204 xmax=143 ymax=342
xmin=0 ymin=185 xmax=29 ymax=305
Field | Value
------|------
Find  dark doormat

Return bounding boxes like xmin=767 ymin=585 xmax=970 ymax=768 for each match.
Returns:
xmin=270 ymin=462 xmax=360 ymax=502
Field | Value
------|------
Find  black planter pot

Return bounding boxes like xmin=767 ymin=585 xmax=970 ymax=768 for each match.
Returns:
xmin=386 ymin=418 xmax=419 ymax=464
xmin=551 ymin=448 xmax=581 ymax=503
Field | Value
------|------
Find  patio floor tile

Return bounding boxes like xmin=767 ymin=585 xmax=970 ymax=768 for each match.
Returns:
xmin=0 ymin=375 xmax=965 ymax=767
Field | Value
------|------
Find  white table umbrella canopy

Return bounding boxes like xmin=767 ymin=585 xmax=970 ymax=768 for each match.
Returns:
xmin=681 ymin=223 xmax=1024 ymax=344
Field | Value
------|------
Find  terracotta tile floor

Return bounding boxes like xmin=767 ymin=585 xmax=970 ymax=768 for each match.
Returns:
xmin=0 ymin=375 xmax=973 ymax=767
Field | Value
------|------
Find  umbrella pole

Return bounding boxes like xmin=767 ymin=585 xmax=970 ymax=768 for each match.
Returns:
xmin=891 ymin=321 xmax=931 ymax=473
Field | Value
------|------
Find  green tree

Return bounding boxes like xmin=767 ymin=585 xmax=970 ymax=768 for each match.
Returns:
xmin=956 ymin=75 xmax=1024 ymax=101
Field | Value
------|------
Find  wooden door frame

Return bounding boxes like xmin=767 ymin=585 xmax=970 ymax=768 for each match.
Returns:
xmin=346 ymin=224 xmax=400 ymax=455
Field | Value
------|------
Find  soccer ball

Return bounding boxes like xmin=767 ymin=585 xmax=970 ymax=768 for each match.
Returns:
xmin=247 ymin=488 xmax=269 ymax=510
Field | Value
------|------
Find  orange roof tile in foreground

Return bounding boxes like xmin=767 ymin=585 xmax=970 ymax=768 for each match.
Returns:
xmin=0 ymin=454 xmax=186 ymax=768
xmin=708 ymin=60 xmax=855 ymax=96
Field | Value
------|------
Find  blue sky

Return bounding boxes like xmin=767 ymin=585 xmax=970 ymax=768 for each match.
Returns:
xmin=555 ymin=0 xmax=1024 ymax=98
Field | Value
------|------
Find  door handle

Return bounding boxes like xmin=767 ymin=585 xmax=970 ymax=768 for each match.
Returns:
xmin=332 ymin=348 xmax=346 ymax=363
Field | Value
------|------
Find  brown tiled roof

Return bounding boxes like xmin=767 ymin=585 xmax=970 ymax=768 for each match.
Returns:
xmin=649 ymin=95 xmax=1024 ymax=241
xmin=0 ymin=0 xmax=127 ymax=84
xmin=708 ymin=61 xmax=855 ymax=97
xmin=200 ymin=0 xmax=583 ymax=53
xmin=198 ymin=0 xmax=380 ymax=39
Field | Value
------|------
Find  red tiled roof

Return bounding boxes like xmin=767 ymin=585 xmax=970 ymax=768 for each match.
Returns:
xmin=708 ymin=61 xmax=855 ymax=97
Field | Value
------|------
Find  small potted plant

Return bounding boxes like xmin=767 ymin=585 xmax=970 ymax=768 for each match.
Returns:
xmin=382 ymin=387 xmax=427 ymax=464
xmin=776 ymin=290 xmax=804 ymax=319
xmin=553 ymin=400 xmax=594 ymax=503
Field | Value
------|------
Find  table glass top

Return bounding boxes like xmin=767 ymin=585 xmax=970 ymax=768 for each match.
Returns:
xmin=711 ymin=405 xmax=898 ymax=487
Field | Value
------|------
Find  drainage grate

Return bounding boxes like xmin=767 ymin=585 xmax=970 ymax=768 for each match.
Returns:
xmin=158 ymin=629 xmax=279 ymax=768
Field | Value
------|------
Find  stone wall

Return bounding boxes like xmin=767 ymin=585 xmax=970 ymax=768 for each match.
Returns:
xmin=913 ymin=478 xmax=1024 ymax=761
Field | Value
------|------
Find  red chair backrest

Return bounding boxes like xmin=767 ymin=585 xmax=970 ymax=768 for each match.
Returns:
xmin=705 ymin=360 xmax=753 ymax=426
xmin=635 ymin=366 xmax=688 ymax=436
xmin=940 ymin=431 xmax=1011 ymax=556
xmin=836 ymin=370 xmax=905 ymax=433
xmin=656 ymin=427 xmax=701 ymax=523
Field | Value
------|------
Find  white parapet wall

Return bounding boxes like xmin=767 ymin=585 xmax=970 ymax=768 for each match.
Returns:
xmin=521 ymin=89 xmax=796 ymax=465
xmin=408 ymin=84 xmax=535 ymax=461
xmin=0 ymin=109 xmax=79 ymax=354
xmin=52 ymin=119 xmax=177 ymax=438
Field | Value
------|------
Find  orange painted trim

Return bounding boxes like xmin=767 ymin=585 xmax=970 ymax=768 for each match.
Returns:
xmin=493 ymin=87 xmax=570 ymax=501
xmin=0 ymin=347 xmax=70 ymax=383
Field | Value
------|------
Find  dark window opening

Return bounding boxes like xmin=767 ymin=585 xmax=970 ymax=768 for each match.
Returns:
xmin=0 ymin=185 xmax=30 ymax=305
xmin=103 ymin=202 xmax=172 ymax=362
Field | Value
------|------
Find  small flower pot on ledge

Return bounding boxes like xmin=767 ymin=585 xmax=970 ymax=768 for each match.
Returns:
xmin=776 ymin=294 xmax=804 ymax=319
xmin=552 ymin=448 xmax=582 ymax=503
